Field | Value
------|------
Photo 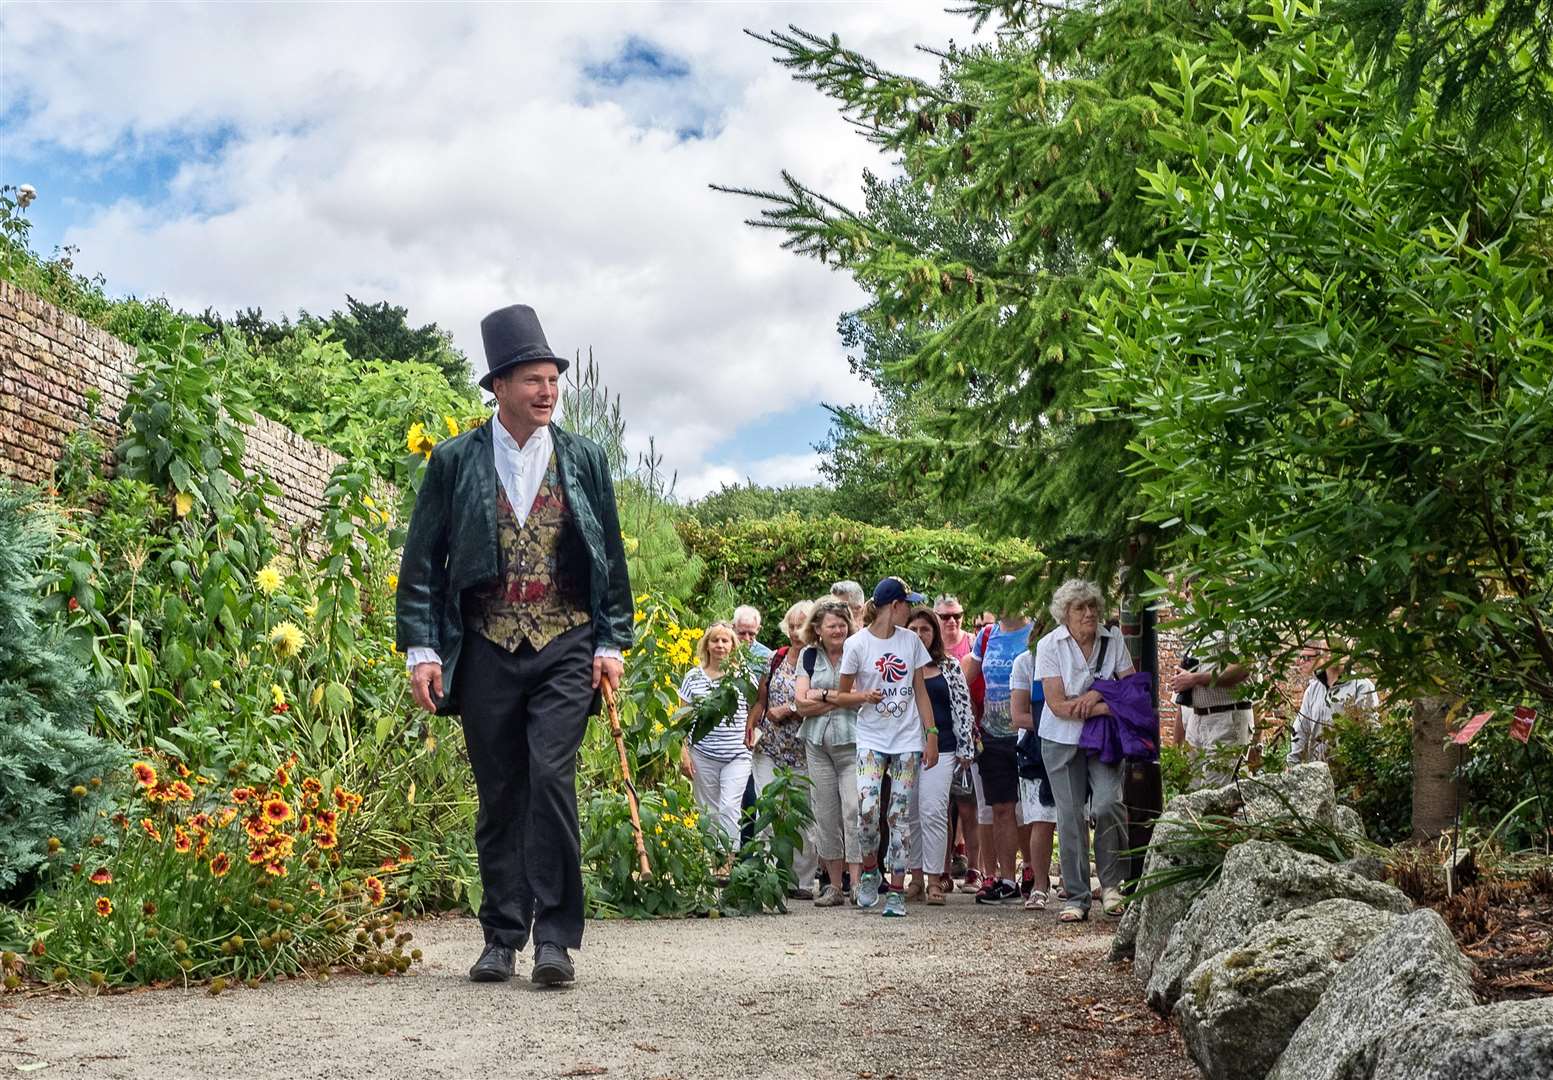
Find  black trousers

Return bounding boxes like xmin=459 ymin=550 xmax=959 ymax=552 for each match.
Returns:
xmin=457 ymin=623 xmax=594 ymax=951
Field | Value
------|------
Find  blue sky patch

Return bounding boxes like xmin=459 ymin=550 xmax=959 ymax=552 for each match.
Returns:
xmin=583 ymin=36 xmax=691 ymax=85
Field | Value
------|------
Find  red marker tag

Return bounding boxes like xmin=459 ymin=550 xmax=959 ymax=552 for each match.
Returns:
xmin=1454 ymin=711 xmax=1493 ymax=745
xmin=1509 ymin=707 xmax=1537 ymax=745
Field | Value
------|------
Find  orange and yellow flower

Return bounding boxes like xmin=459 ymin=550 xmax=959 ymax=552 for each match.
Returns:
xmin=172 ymin=826 xmax=193 ymax=854
xmin=244 ymin=815 xmax=272 ymax=842
xmin=95 ymin=896 xmax=113 ymax=917
xmin=263 ymin=798 xmax=294 ymax=826
xmin=362 ymin=876 xmax=386 ymax=905
xmin=132 ymin=762 xmax=157 ymax=788
xmin=89 ymin=867 xmax=112 ymax=885
xmin=247 ymin=845 xmax=268 ymax=866
xmin=169 ymin=780 xmax=195 ymax=802
xmin=140 ymin=818 xmax=161 ymax=842
xmin=314 ymin=830 xmax=338 ymax=851
xmin=274 ymin=764 xmax=291 ymax=788
xmin=301 ymin=776 xmax=322 ymax=796
xmin=232 ymin=787 xmax=253 ymax=804
xmin=263 ymin=860 xmax=288 ymax=878
xmin=209 ymin=852 xmax=231 ymax=877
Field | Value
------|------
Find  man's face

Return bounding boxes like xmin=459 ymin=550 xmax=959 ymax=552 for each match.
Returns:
xmin=493 ymin=362 xmax=561 ymax=430
xmin=733 ymin=620 xmax=760 ymax=644
xmin=935 ymin=603 xmax=964 ymax=635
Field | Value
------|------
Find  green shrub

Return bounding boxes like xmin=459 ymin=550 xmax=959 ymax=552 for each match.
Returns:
xmin=1326 ymin=712 xmax=1415 ymax=846
xmin=582 ymin=785 xmax=727 ymax=919
xmin=721 ymin=768 xmax=815 ymax=915
xmin=678 ymin=514 xmax=1041 ymax=632
xmin=0 ymin=485 xmax=124 ymax=897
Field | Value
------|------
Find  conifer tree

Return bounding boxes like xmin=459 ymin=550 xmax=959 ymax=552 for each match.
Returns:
xmin=0 ymin=485 xmax=123 ymax=896
xmin=717 ymin=1 xmax=1271 ymax=596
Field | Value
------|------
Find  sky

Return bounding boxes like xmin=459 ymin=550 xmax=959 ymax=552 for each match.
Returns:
xmin=1 ymin=2 xmax=976 ymax=499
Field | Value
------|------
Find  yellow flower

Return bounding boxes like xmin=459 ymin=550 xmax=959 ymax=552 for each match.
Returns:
xmin=633 ymin=610 xmax=645 ymax=623
xmin=255 ymin=566 xmax=283 ymax=595
xmin=387 ymin=573 xmax=399 ymax=592
xmin=210 ymin=680 xmax=222 ymax=691
xmin=304 ymin=602 xmax=318 ymax=619
xmin=270 ymin=622 xmax=306 ymax=659
xmin=635 ymin=594 xmax=650 ymax=604
xmin=689 ymin=628 xmax=704 ymax=639
xmin=651 ymin=721 xmax=665 ymax=735
xmin=270 ymin=684 xmax=287 ymax=709
xmin=444 ymin=415 xmax=460 ymax=438
xmin=362 ymin=494 xmax=376 ymax=509
xmin=406 ymin=422 xmax=436 ymax=457
xmin=173 ymin=491 xmax=193 ymax=517
xmin=310 ymin=684 xmax=325 ymax=709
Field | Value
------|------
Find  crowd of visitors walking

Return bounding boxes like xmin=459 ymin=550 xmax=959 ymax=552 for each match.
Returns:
xmin=675 ymin=575 xmax=1169 ymax=920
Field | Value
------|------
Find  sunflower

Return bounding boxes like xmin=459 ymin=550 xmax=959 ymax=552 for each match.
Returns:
xmin=444 ymin=414 xmax=460 ymax=438
xmin=209 ymin=852 xmax=231 ymax=878
xmin=263 ymin=798 xmax=294 ymax=826
xmin=172 ymin=827 xmax=193 ymax=854
xmin=362 ymin=876 xmax=387 ymax=905
xmin=254 ymin=566 xmax=284 ymax=595
xmin=405 ymin=422 xmax=436 ymax=457
xmin=95 ymin=897 xmax=113 ymax=917
xmin=89 ymin=867 xmax=112 ymax=885
xmin=140 ymin=818 xmax=161 ymax=842
xmin=131 ymin=761 xmax=158 ymax=788
xmin=270 ymin=621 xmax=306 ymax=659
xmin=386 ymin=572 xmax=399 ymax=592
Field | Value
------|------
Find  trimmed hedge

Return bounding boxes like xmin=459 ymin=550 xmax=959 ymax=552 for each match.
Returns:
xmin=678 ymin=514 xmax=1041 ymax=632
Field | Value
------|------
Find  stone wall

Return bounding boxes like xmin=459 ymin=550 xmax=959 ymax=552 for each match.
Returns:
xmin=0 ymin=281 xmax=345 ymax=530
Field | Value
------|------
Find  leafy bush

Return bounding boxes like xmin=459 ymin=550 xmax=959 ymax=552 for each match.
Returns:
xmin=581 ymin=785 xmax=726 ymax=919
xmin=721 ymin=768 xmax=815 ymax=915
xmin=678 ymin=514 xmax=1041 ymax=633
xmin=0 ymin=485 xmax=124 ymax=897
xmin=1326 ymin=712 xmax=1415 ymax=846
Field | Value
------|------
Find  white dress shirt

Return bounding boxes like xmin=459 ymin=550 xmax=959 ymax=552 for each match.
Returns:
xmin=1032 ymin=623 xmax=1135 ymax=745
xmin=406 ymin=414 xmax=622 ymax=670
xmin=1289 ymin=674 xmax=1378 ymax=763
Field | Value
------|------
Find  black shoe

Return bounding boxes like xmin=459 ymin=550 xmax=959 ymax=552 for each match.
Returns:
xmin=531 ymin=942 xmax=575 ymax=987
xmin=469 ymin=942 xmax=516 ymax=982
xmin=787 ymin=887 xmax=814 ymax=901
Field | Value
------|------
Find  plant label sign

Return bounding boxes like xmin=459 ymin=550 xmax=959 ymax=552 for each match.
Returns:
xmin=1509 ymin=706 xmax=1537 ymax=745
xmin=1453 ymin=711 xmax=1493 ymax=746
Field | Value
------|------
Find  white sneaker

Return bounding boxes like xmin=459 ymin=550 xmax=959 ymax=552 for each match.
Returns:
xmin=855 ymin=869 xmax=881 ymax=908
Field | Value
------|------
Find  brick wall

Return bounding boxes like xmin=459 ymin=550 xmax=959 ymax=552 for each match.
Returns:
xmin=0 ymin=281 xmax=347 ymax=530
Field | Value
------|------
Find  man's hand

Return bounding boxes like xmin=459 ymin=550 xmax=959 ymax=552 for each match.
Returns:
xmin=411 ymin=662 xmax=444 ymax=713
xmin=593 ymin=654 xmax=624 ymax=694
xmin=1171 ymin=669 xmax=1208 ymax=693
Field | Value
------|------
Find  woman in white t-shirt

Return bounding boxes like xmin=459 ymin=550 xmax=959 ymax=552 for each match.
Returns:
xmin=837 ymin=577 xmax=938 ymax=917
xmin=1032 ymin=579 xmax=1135 ymax=922
xmin=678 ymin=621 xmax=753 ymax=845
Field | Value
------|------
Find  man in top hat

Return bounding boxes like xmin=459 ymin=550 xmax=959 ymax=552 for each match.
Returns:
xmin=396 ymin=304 xmax=632 ymax=987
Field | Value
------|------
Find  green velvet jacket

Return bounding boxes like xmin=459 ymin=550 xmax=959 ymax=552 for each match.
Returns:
xmin=394 ymin=420 xmax=633 ymax=715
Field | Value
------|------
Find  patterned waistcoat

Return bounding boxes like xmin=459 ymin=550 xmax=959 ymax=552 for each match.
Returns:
xmin=468 ymin=451 xmax=591 ymax=652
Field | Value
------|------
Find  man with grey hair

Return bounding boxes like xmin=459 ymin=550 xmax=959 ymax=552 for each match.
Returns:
xmin=732 ymin=604 xmax=773 ymax=662
xmin=830 ymin=580 xmax=866 ymax=629
xmin=1169 ymin=582 xmax=1255 ymax=788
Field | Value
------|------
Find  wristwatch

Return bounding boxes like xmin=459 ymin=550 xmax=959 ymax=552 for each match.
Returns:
xmin=822 ymin=689 xmax=831 ymax=703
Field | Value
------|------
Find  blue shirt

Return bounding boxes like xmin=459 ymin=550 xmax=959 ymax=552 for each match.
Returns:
xmin=973 ymin=621 xmax=1031 ymax=739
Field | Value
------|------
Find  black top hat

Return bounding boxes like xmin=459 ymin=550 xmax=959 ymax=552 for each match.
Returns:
xmin=478 ymin=304 xmax=569 ymax=391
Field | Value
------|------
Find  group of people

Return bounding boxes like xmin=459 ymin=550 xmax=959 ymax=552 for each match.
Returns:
xmin=676 ymin=576 xmax=1146 ymax=923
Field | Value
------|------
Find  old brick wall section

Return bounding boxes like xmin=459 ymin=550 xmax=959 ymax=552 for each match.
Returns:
xmin=0 ymin=281 xmax=345 ymax=530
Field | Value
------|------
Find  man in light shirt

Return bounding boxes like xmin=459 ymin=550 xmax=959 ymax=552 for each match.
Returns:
xmin=396 ymin=304 xmax=631 ymax=988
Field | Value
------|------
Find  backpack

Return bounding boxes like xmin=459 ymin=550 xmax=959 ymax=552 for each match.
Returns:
xmin=968 ymin=623 xmax=996 ymax=722
xmin=801 ymin=645 xmax=818 ymax=678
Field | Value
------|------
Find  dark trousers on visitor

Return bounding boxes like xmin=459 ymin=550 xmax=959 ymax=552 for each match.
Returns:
xmin=457 ymin=623 xmax=594 ymax=951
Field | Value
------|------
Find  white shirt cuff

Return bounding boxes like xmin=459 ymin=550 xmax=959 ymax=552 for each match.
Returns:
xmin=406 ymin=647 xmax=442 ymax=670
xmin=594 ymin=647 xmax=623 ymax=661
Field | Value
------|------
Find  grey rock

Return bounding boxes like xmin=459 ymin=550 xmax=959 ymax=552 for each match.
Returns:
xmin=1334 ymin=803 xmax=1365 ymax=840
xmin=1371 ymin=998 xmax=1553 ymax=1080
xmin=1238 ymin=762 xmax=1338 ymax=828
xmin=1146 ymin=839 xmax=1412 ymax=1013
xmin=1268 ymin=909 xmax=1478 ymax=1080
xmin=1174 ymin=899 xmax=1399 ymax=1080
xmin=1338 ymin=852 xmax=1387 ymax=882
xmin=1110 ymin=892 xmax=1141 ymax=961
xmin=1130 ymin=782 xmax=1245 ymax=982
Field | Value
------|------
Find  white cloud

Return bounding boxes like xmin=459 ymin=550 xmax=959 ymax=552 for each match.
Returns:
xmin=676 ymin=450 xmax=826 ymax=501
xmin=1 ymin=2 xmax=978 ymax=488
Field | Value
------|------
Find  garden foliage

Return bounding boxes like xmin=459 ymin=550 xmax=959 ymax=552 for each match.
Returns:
xmin=0 ymin=487 xmax=123 ymax=895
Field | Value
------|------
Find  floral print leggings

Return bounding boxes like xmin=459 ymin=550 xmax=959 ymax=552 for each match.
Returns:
xmin=856 ymin=749 xmax=921 ymax=878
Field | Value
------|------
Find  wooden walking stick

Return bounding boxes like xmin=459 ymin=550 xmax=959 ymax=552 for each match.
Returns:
xmin=602 ymin=682 xmax=652 ymax=878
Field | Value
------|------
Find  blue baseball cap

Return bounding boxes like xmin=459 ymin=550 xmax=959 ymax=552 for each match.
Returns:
xmin=872 ymin=577 xmax=914 ymax=606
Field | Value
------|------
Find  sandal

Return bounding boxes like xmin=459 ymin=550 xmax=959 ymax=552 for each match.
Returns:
xmin=1024 ymin=890 xmax=1047 ymax=911
xmin=1058 ymin=905 xmax=1088 ymax=923
xmin=1102 ymin=887 xmax=1126 ymax=918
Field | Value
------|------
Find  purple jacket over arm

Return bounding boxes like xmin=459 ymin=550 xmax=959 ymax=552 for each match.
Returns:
xmin=1079 ymin=671 xmax=1160 ymax=764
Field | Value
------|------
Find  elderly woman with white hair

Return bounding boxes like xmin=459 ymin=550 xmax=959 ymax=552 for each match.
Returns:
xmin=1032 ymin=578 xmax=1136 ymax=922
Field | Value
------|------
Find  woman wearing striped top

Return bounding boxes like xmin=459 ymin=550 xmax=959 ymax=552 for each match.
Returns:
xmin=678 ymin=621 xmax=753 ymax=844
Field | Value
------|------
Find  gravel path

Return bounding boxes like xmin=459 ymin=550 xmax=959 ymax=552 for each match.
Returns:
xmin=2 ymin=891 xmax=1196 ymax=1080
